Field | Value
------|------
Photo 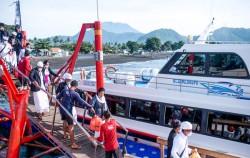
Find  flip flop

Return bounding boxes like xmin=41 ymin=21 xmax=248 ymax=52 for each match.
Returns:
xmin=71 ymin=145 xmax=81 ymax=149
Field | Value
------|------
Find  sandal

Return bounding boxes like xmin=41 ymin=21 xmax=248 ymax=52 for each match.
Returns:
xmin=71 ymin=145 xmax=81 ymax=149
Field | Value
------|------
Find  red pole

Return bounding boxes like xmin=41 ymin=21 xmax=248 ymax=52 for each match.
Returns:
xmin=188 ymin=53 xmax=194 ymax=74
xmin=94 ymin=21 xmax=104 ymax=91
xmin=68 ymin=23 xmax=94 ymax=74
xmin=7 ymin=90 xmax=29 ymax=158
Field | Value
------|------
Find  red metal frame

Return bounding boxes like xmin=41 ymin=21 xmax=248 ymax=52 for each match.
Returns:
xmin=0 ymin=59 xmax=43 ymax=157
xmin=55 ymin=23 xmax=94 ymax=84
xmin=55 ymin=21 xmax=104 ymax=92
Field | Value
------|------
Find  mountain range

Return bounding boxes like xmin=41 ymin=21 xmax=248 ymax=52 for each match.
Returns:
xmin=49 ymin=22 xmax=250 ymax=44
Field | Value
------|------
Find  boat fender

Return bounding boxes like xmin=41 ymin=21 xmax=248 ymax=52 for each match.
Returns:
xmin=90 ymin=115 xmax=102 ymax=132
xmin=105 ymin=66 xmax=116 ymax=80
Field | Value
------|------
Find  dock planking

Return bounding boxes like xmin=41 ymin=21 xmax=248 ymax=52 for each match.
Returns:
xmin=27 ymin=102 xmax=106 ymax=158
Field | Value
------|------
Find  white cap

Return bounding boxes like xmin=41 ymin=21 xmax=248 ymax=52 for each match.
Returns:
xmin=63 ymin=73 xmax=72 ymax=80
xmin=2 ymin=36 xmax=8 ymax=41
xmin=181 ymin=121 xmax=192 ymax=130
xmin=37 ymin=61 xmax=43 ymax=67
xmin=12 ymin=32 xmax=17 ymax=36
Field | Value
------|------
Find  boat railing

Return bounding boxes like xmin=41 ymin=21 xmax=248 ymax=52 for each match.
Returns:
xmin=191 ymin=40 xmax=250 ymax=44
xmin=103 ymin=71 xmax=250 ymax=98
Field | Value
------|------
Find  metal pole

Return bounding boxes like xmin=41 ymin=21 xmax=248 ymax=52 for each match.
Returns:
xmin=82 ymin=106 xmax=87 ymax=126
xmin=30 ymin=146 xmax=60 ymax=158
xmin=51 ymin=105 xmax=57 ymax=135
xmin=94 ymin=21 xmax=104 ymax=91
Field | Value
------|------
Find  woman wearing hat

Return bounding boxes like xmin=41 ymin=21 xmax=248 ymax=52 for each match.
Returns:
xmin=167 ymin=119 xmax=181 ymax=158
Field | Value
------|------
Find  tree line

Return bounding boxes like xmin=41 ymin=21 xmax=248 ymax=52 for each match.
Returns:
xmin=28 ymin=36 xmax=184 ymax=55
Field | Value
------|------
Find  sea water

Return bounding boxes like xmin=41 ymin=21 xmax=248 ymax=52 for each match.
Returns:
xmin=0 ymin=96 xmax=63 ymax=157
xmin=72 ymin=58 xmax=168 ymax=80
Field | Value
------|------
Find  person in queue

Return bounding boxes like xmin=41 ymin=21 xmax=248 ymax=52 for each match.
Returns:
xmin=56 ymin=80 xmax=93 ymax=149
xmin=97 ymin=111 xmax=120 ymax=158
xmin=167 ymin=119 xmax=181 ymax=158
xmin=17 ymin=50 xmax=32 ymax=90
xmin=29 ymin=61 xmax=50 ymax=120
xmin=56 ymin=73 xmax=72 ymax=95
xmin=90 ymin=87 xmax=108 ymax=141
xmin=43 ymin=60 xmax=58 ymax=93
xmin=19 ymin=42 xmax=32 ymax=61
xmin=171 ymin=121 xmax=195 ymax=158
xmin=90 ymin=87 xmax=108 ymax=118
xmin=0 ymin=23 xmax=10 ymax=42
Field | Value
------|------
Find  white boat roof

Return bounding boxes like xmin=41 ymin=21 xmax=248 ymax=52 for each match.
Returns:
xmin=178 ymin=44 xmax=250 ymax=69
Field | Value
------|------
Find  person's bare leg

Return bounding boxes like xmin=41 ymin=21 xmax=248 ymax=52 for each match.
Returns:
xmin=69 ymin=125 xmax=78 ymax=148
xmin=63 ymin=120 xmax=68 ymax=138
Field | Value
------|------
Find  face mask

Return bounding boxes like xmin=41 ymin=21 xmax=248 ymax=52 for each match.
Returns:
xmin=67 ymin=82 xmax=71 ymax=87
xmin=187 ymin=132 xmax=192 ymax=137
xmin=4 ymin=41 xmax=7 ymax=44
xmin=45 ymin=66 xmax=49 ymax=69
xmin=38 ymin=68 xmax=42 ymax=71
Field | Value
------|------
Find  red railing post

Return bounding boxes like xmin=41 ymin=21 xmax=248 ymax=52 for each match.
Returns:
xmin=94 ymin=21 xmax=104 ymax=91
xmin=7 ymin=90 xmax=29 ymax=158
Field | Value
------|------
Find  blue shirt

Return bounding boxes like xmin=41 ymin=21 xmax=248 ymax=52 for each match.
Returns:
xmin=57 ymin=88 xmax=91 ymax=115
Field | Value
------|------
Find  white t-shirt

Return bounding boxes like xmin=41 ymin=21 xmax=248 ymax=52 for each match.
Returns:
xmin=19 ymin=48 xmax=25 ymax=61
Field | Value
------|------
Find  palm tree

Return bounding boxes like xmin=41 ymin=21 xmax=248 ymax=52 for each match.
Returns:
xmin=53 ymin=36 xmax=59 ymax=46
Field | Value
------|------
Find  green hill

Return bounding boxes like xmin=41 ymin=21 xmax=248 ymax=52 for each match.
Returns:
xmin=211 ymin=27 xmax=250 ymax=41
xmin=137 ymin=28 xmax=187 ymax=44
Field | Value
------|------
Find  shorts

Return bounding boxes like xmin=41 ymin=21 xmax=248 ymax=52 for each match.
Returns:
xmin=61 ymin=112 xmax=74 ymax=125
xmin=105 ymin=148 xmax=120 ymax=158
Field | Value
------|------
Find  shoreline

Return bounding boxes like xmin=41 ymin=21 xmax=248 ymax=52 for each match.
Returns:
xmin=30 ymin=53 xmax=172 ymax=69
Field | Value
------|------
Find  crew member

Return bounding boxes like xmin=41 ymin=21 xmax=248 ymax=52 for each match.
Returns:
xmin=97 ymin=111 xmax=120 ymax=158
xmin=57 ymin=80 xmax=93 ymax=149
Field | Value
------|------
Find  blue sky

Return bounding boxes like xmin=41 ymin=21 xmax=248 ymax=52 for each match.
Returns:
xmin=1 ymin=0 xmax=249 ymax=39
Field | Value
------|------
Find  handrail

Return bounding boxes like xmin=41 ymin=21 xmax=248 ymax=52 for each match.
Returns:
xmin=116 ymin=120 xmax=128 ymax=155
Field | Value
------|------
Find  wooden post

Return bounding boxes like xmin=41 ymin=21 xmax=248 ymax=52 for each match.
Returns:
xmin=157 ymin=137 xmax=168 ymax=158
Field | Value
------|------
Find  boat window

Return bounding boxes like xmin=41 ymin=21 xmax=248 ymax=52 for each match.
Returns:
xmin=207 ymin=112 xmax=250 ymax=143
xmin=169 ymin=53 xmax=205 ymax=75
xmin=209 ymin=54 xmax=248 ymax=78
xmin=129 ymin=100 xmax=160 ymax=124
xmin=164 ymin=105 xmax=202 ymax=132
xmin=106 ymin=95 xmax=126 ymax=116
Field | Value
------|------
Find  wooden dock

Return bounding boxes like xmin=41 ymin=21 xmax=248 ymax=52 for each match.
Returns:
xmin=27 ymin=101 xmax=106 ymax=158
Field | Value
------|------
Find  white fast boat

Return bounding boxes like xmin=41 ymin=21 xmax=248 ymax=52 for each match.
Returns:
xmin=77 ymin=43 xmax=250 ymax=157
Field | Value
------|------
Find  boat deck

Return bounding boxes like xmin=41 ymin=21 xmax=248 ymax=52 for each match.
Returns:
xmin=27 ymin=101 xmax=106 ymax=158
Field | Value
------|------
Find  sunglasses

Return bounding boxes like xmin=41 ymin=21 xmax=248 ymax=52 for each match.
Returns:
xmin=186 ymin=129 xmax=192 ymax=132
